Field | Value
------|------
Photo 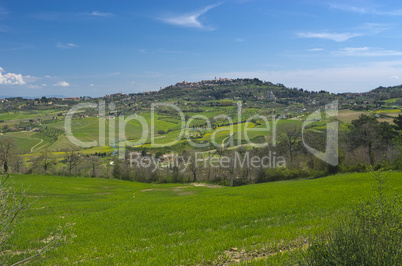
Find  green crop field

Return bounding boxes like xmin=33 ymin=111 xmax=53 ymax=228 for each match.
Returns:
xmin=0 ymin=110 xmax=58 ymax=122
xmin=5 ymin=172 xmax=402 ymax=265
xmin=384 ymin=98 xmax=401 ymax=104
xmin=0 ymin=103 xmax=341 ymax=156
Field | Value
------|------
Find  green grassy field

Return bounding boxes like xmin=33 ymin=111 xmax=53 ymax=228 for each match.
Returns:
xmin=384 ymin=98 xmax=401 ymax=104
xmin=1 ymin=106 xmax=353 ymax=156
xmin=6 ymin=172 xmax=402 ymax=265
xmin=0 ymin=110 xmax=60 ymax=122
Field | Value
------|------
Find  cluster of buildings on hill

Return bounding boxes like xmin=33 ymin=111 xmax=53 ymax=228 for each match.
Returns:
xmin=175 ymin=77 xmax=234 ymax=88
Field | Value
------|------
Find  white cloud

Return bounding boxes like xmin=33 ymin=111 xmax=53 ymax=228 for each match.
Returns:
xmin=391 ymin=75 xmax=400 ymax=79
xmin=329 ymin=3 xmax=402 ymax=16
xmin=297 ymin=32 xmax=361 ymax=42
xmin=89 ymin=11 xmax=114 ymax=17
xmin=329 ymin=3 xmax=371 ymax=14
xmin=56 ymin=42 xmax=78 ymax=49
xmin=235 ymin=38 xmax=245 ymax=42
xmin=333 ymin=47 xmax=402 ymax=57
xmin=54 ymin=81 xmax=70 ymax=87
xmin=0 ymin=66 xmax=26 ymax=85
xmin=358 ymin=23 xmax=390 ymax=34
xmin=157 ymin=4 xmax=220 ymax=29
xmin=23 ymin=75 xmax=39 ymax=83
xmin=298 ymin=23 xmax=388 ymax=43
xmin=26 ymin=84 xmax=42 ymax=89
xmin=90 ymin=84 xmax=94 ymax=87
xmin=307 ymin=48 xmax=324 ymax=52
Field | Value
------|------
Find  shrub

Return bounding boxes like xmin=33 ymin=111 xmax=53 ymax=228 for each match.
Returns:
xmin=302 ymin=170 xmax=402 ymax=265
xmin=263 ymin=167 xmax=310 ymax=182
xmin=342 ymin=163 xmax=368 ymax=173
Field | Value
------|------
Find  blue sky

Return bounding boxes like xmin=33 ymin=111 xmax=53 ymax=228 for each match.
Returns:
xmin=1 ymin=0 xmax=402 ymax=97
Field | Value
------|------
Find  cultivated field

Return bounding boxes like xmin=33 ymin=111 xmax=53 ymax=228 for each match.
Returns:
xmin=6 ymin=172 xmax=402 ymax=265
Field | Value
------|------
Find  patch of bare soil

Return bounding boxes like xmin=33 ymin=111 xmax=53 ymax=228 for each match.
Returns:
xmin=217 ymin=239 xmax=309 ymax=265
xmin=0 ymin=249 xmax=41 ymax=257
xmin=141 ymin=184 xmax=219 ymax=197
xmin=216 ymin=247 xmax=294 ymax=265
xmin=140 ymin=188 xmax=168 ymax=192
xmin=191 ymin=183 xmax=221 ymax=188
xmin=172 ymin=186 xmax=196 ymax=196
xmin=224 ymin=247 xmax=275 ymax=264
xmin=176 ymin=191 xmax=196 ymax=196
xmin=171 ymin=186 xmax=190 ymax=192
xmin=141 ymin=187 xmax=195 ymax=196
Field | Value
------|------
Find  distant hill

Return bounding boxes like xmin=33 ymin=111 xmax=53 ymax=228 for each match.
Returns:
xmin=0 ymin=95 xmax=66 ymax=99
xmin=2 ymin=78 xmax=401 ymax=102
xmin=371 ymin=85 xmax=402 ymax=97
xmin=153 ymin=78 xmax=334 ymax=103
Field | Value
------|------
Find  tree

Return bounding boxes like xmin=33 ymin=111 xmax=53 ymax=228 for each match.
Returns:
xmin=157 ymin=129 xmax=166 ymax=135
xmin=393 ymin=114 xmax=402 ymax=131
xmin=277 ymin=123 xmax=302 ymax=164
xmin=349 ymin=115 xmax=379 ymax=165
xmin=38 ymin=149 xmax=56 ymax=174
xmin=64 ymin=149 xmax=81 ymax=176
xmin=0 ymin=137 xmax=18 ymax=173
xmin=378 ymin=121 xmax=398 ymax=144
xmin=182 ymin=151 xmax=198 ymax=182
xmin=112 ymin=156 xmax=122 ymax=179
xmin=141 ymin=149 xmax=148 ymax=157
xmin=349 ymin=115 xmax=397 ymax=165
xmin=237 ymin=146 xmax=250 ymax=180
xmin=88 ymin=156 xmax=102 ymax=177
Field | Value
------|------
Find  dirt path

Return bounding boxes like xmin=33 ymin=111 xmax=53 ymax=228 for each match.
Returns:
xmin=222 ymin=133 xmax=235 ymax=148
xmin=30 ymin=138 xmax=44 ymax=152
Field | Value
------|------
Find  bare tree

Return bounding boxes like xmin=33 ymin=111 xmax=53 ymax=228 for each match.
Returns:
xmin=88 ymin=156 xmax=102 ymax=177
xmin=0 ymin=137 xmax=18 ymax=173
xmin=277 ymin=123 xmax=302 ymax=164
xmin=186 ymin=151 xmax=200 ymax=182
xmin=38 ymin=149 xmax=56 ymax=174
xmin=237 ymin=146 xmax=250 ymax=181
xmin=64 ymin=149 xmax=81 ymax=176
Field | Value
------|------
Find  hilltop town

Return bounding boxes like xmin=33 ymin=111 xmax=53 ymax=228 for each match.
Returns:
xmin=175 ymin=77 xmax=234 ymax=88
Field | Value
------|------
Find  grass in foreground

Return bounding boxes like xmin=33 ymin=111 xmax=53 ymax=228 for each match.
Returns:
xmin=6 ymin=172 xmax=402 ymax=264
